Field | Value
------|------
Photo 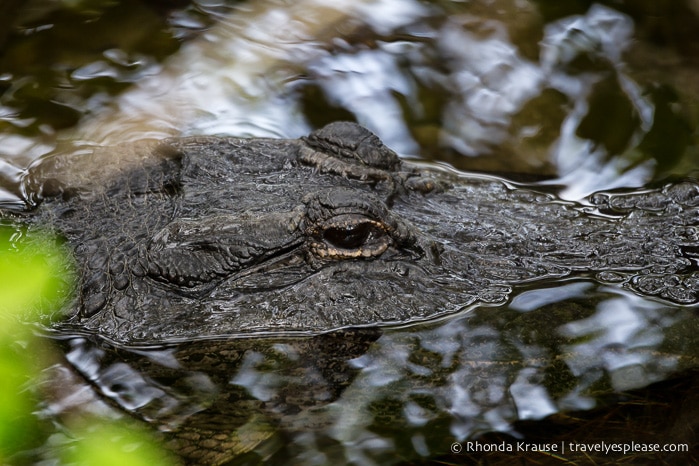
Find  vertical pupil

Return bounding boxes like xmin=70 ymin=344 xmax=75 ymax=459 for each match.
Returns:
xmin=323 ymin=223 xmax=374 ymax=249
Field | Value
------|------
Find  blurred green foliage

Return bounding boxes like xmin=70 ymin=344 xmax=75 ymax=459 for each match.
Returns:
xmin=61 ymin=423 xmax=179 ymax=466
xmin=0 ymin=224 xmax=178 ymax=465
xmin=0 ymin=234 xmax=68 ymax=317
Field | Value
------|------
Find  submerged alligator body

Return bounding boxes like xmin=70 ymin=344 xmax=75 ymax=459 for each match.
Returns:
xmin=7 ymin=122 xmax=699 ymax=343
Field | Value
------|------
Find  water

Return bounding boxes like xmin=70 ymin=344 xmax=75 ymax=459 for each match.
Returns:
xmin=40 ymin=284 xmax=699 ymax=464
xmin=2 ymin=0 xmax=699 ymax=463
xmin=2 ymin=0 xmax=697 ymax=198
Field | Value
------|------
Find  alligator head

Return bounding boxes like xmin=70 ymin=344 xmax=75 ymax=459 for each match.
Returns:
xmin=17 ymin=122 xmax=699 ymax=343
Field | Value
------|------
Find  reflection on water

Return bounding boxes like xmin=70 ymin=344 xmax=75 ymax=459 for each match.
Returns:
xmin=1 ymin=0 xmax=699 ymax=463
xmin=45 ymin=283 xmax=699 ymax=464
xmin=0 ymin=0 xmax=697 ymax=205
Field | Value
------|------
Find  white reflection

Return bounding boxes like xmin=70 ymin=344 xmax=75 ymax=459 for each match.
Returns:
xmin=0 ymin=133 xmax=54 ymax=169
xmin=98 ymin=362 xmax=168 ymax=411
xmin=0 ymin=157 xmax=26 ymax=209
xmin=510 ymin=282 xmax=592 ymax=312
xmin=356 ymin=0 xmax=430 ymax=35
xmin=63 ymin=0 xmax=434 ymax=148
xmin=540 ymin=4 xmax=655 ymax=198
xmin=309 ymin=48 xmax=421 ymax=155
xmin=229 ymin=350 xmax=277 ymax=401
xmin=439 ymin=18 xmax=543 ymax=156
xmin=540 ymin=4 xmax=634 ymax=71
xmin=65 ymin=337 xmax=215 ymax=429
xmin=434 ymin=4 xmax=655 ymax=197
xmin=510 ymin=368 xmax=557 ymax=420
xmin=72 ymin=0 xmax=383 ymax=144
xmin=560 ymin=291 xmax=678 ymax=391
xmin=4 ymin=0 xmax=660 ymax=203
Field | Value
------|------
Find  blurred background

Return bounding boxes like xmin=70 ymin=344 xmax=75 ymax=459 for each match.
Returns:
xmin=1 ymin=0 xmax=698 ymax=205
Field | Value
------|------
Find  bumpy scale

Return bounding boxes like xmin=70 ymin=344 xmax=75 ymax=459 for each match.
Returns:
xmin=3 ymin=122 xmax=697 ymax=343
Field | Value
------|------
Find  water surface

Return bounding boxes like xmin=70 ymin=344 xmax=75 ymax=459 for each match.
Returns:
xmin=1 ymin=0 xmax=699 ymax=464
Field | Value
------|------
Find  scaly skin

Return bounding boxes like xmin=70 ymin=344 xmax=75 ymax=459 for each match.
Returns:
xmin=5 ymin=122 xmax=698 ymax=343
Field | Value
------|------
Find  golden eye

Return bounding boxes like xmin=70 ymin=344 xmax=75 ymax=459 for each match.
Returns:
xmin=323 ymin=222 xmax=381 ymax=250
xmin=310 ymin=216 xmax=391 ymax=259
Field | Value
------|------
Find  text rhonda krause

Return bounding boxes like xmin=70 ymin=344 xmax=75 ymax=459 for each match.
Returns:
xmin=462 ymin=441 xmax=689 ymax=455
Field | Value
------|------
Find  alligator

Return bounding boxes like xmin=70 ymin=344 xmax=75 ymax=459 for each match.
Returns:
xmin=6 ymin=121 xmax=699 ymax=343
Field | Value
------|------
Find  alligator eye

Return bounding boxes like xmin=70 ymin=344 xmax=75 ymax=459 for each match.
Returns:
xmin=323 ymin=222 xmax=381 ymax=250
xmin=311 ymin=216 xmax=391 ymax=259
